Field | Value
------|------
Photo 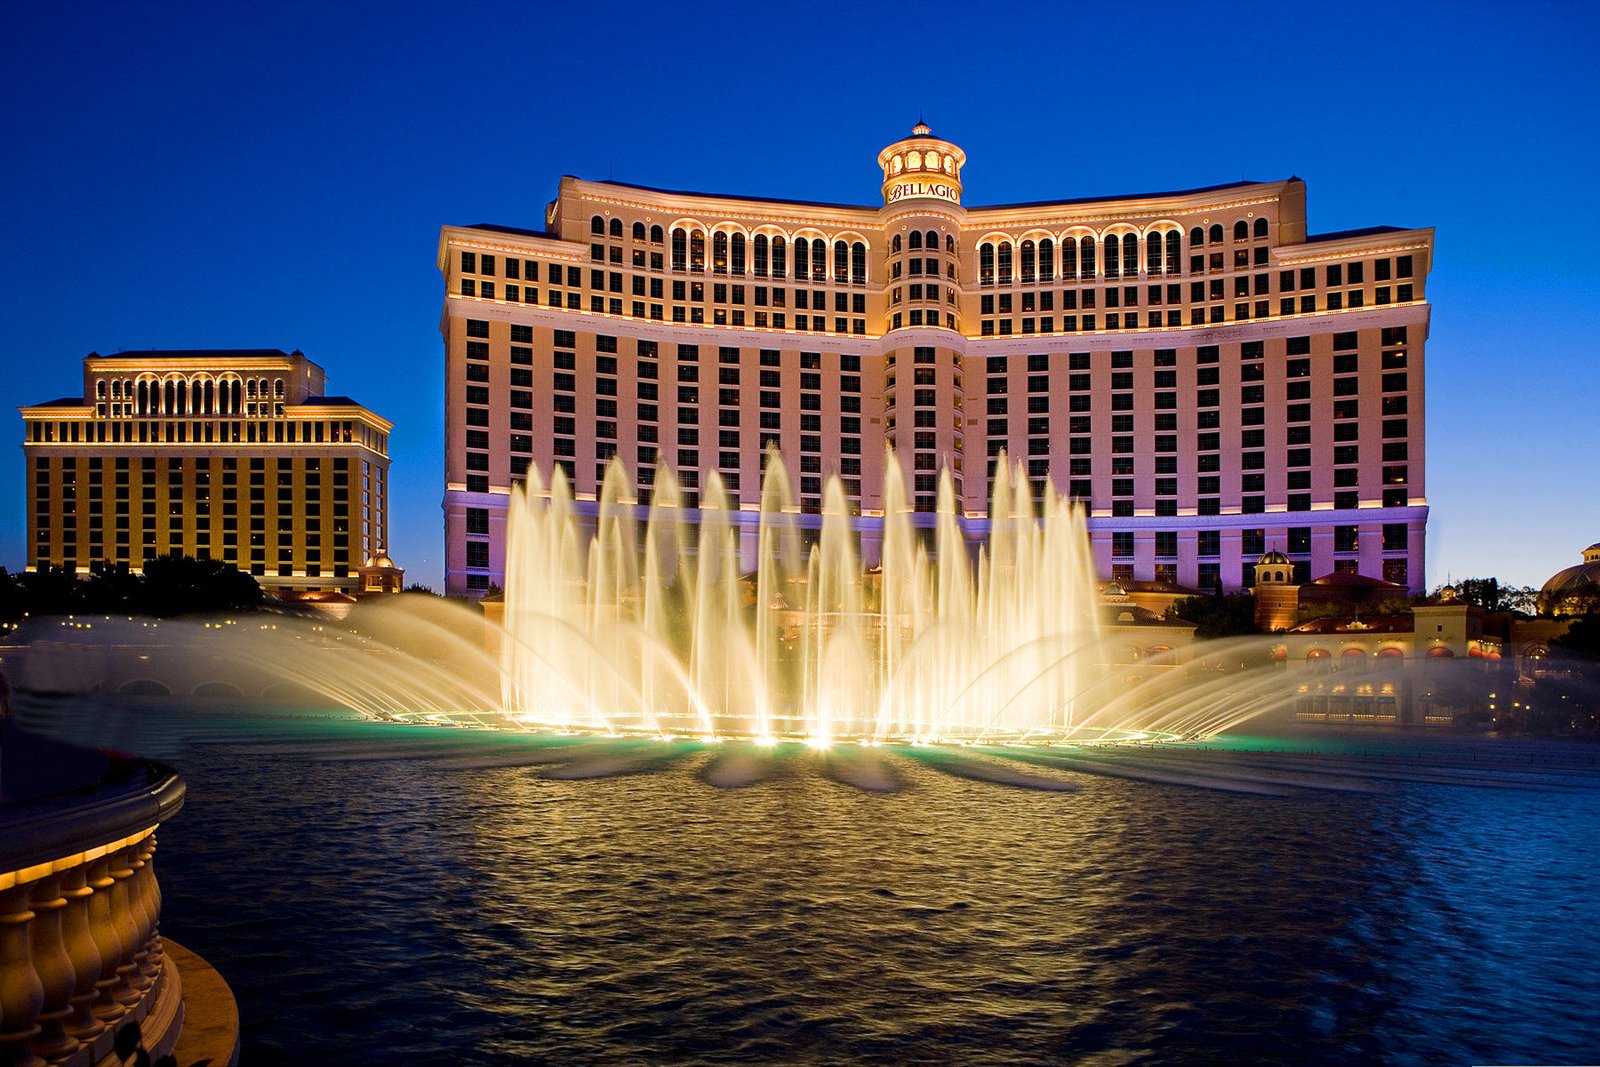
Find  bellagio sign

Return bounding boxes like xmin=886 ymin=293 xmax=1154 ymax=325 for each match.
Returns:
xmin=886 ymin=180 xmax=960 ymax=206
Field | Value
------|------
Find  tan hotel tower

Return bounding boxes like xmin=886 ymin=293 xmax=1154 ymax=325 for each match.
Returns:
xmin=438 ymin=124 xmax=1431 ymax=597
xmin=21 ymin=349 xmax=396 ymax=595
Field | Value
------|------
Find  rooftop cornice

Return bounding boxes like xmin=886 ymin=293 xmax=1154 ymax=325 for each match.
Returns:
xmin=961 ymin=183 xmax=1293 ymax=230
xmin=287 ymin=403 xmax=394 ymax=431
xmin=1273 ymin=227 xmax=1435 ymax=264
xmin=438 ymin=224 xmax=581 ymax=267
xmin=84 ymin=354 xmax=311 ymax=373
xmin=560 ymin=177 xmax=882 ymax=229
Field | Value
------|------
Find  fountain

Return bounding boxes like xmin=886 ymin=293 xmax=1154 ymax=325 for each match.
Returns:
xmin=493 ymin=449 xmax=1142 ymax=744
xmin=7 ymin=449 xmax=1308 ymax=747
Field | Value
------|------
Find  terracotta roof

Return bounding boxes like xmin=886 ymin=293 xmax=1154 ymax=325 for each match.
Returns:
xmin=1121 ymin=579 xmax=1202 ymax=597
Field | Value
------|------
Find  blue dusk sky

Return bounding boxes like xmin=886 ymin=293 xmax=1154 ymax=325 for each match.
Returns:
xmin=2 ymin=1 xmax=1596 ymax=590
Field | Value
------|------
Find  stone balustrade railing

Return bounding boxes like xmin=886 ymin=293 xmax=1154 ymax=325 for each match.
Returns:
xmin=0 ymin=760 xmax=186 ymax=1067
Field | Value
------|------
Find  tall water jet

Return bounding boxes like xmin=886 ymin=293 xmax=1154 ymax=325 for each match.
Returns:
xmin=492 ymin=448 xmax=1118 ymax=743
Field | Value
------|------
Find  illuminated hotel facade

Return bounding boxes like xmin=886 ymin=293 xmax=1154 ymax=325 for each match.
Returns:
xmin=20 ymin=349 xmax=395 ymax=594
xmin=438 ymin=124 xmax=1431 ymax=598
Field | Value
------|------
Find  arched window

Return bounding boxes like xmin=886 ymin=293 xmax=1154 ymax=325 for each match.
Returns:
xmin=908 ymin=230 xmax=922 ymax=251
xmin=163 ymin=380 xmax=175 ymax=414
xmin=946 ymin=235 xmax=956 ymax=254
xmin=925 ymin=229 xmax=938 ymax=250
xmin=1165 ymin=231 xmax=1181 ymax=274
xmin=997 ymin=242 xmax=1013 ymax=284
xmin=609 ymin=218 xmax=623 ymax=238
xmin=245 ymin=378 xmax=256 ymax=399
xmin=671 ymin=228 xmax=687 ymax=270
xmin=689 ymin=231 xmax=705 ymax=272
xmin=1104 ymin=234 xmax=1120 ymax=279
xmin=731 ymin=233 xmax=746 ymax=274
xmin=1020 ymin=240 xmax=1036 ymax=283
xmin=712 ymin=232 xmax=728 ymax=273
xmin=1254 ymin=217 xmax=1269 ymax=238
xmin=1080 ymin=236 xmax=1096 ymax=277
xmin=979 ymin=243 xmax=995 ymax=285
xmin=771 ymin=236 xmax=786 ymax=278
xmin=650 ymin=225 xmax=664 ymax=244
xmin=632 ymin=221 xmax=646 ymax=241
xmin=753 ymin=235 xmax=769 ymax=277
xmin=1039 ymin=238 xmax=1054 ymax=281
xmin=834 ymin=240 xmax=848 ymax=280
xmin=851 ymin=242 xmax=867 ymax=284
xmin=1209 ymin=223 xmax=1223 ymax=244
xmin=1146 ymin=232 xmax=1162 ymax=274
xmin=1062 ymin=238 xmax=1078 ymax=280
xmin=794 ymin=238 xmax=809 ymax=279
xmin=892 ymin=233 xmax=902 ymax=254
xmin=1233 ymin=220 xmax=1248 ymax=241
xmin=1190 ymin=226 xmax=1205 ymax=247
xmin=274 ymin=379 xmax=284 ymax=398
xmin=811 ymin=238 xmax=826 ymax=281
xmin=96 ymin=379 xmax=107 ymax=397
xmin=1123 ymin=233 xmax=1138 ymax=276
xmin=591 ymin=215 xmax=605 ymax=234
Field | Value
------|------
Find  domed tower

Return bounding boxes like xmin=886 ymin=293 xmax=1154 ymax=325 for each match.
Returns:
xmin=878 ymin=122 xmax=966 ymax=212
xmin=1253 ymin=549 xmax=1300 ymax=632
xmin=876 ymin=122 xmax=969 ymax=516
xmin=877 ymin=121 xmax=967 ymax=334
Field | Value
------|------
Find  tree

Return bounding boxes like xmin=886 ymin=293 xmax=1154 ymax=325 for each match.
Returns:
xmin=1168 ymin=594 xmax=1259 ymax=639
xmin=135 ymin=554 xmax=264 ymax=617
xmin=19 ymin=564 xmax=80 ymax=616
xmin=0 ymin=568 xmax=24 ymax=621
xmin=1449 ymin=577 xmax=1538 ymax=614
xmin=79 ymin=561 xmax=143 ymax=614
xmin=1554 ymin=613 xmax=1600 ymax=660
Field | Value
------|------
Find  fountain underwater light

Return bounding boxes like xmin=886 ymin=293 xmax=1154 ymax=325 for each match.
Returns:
xmin=485 ymin=447 xmax=1176 ymax=746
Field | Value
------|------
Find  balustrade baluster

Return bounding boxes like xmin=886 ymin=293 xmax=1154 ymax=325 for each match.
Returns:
xmin=0 ymin=882 xmax=45 ymax=1067
xmin=135 ymin=836 xmax=164 ymax=984
xmin=24 ymin=872 xmax=78 ymax=1063
xmin=85 ymin=857 xmax=126 ymax=1026
xmin=105 ymin=851 xmax=144 ymax=1008
xmin=57 ymin=865 xmax=104 ymax=1045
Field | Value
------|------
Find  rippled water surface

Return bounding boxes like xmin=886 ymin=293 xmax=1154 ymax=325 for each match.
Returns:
xmin=29 ymin=702 xmax=1600 ymax=1065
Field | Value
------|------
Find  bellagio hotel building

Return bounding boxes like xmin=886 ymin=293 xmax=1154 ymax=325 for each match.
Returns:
xmin=21 ymin=350 xmax=393 ymax=594
xmin=439 ymin=124 xmax=1432 ymax=598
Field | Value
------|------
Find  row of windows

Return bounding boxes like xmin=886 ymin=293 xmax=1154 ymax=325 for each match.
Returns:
xmin=1108 ymin=524 xmax=1410 ymax=557
xmin=669 ymin=230 xmax=869 ymax=283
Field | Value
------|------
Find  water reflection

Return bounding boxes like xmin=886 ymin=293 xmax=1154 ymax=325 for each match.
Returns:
xmin=28 ymin=703 xmax=1600 ymax=1066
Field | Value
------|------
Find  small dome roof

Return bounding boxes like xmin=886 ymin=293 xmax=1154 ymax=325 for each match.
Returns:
xmin=363 ymin=549 xmax=397 ymax=569
xmin=910 ymin=121 xmax=933 ymax=136
xmin=1258 ymin=549 xmax=1291 ymax=566
xmin=1540 ymin=555 xmax=1600 ymax=612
